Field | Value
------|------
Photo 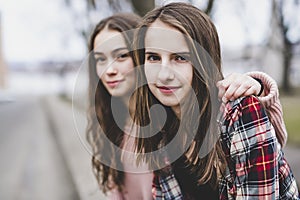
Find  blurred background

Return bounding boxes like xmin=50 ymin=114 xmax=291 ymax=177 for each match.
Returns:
xmin=0 ymin=0 xmax=299 ymax=199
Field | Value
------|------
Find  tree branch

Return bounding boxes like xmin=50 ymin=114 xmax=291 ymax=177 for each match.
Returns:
xmin=131 ymin=0 xmax=154 ymax=16
xmin=205 ymin=0 xmax=215 ymax=16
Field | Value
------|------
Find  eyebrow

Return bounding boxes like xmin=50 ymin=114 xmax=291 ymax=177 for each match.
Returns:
xmin=173 ymin=52 xmax=190 ymax=56
xmin=93 ymin=52 xmax=104 ymax=56
xmin=145 ymin=51 xmax=190 ymax=55
xmin=111 ymin=47 xmax=128 ymax=55
xmin=145 ymin=51 xmax=158 ymax=55
xmin=94 ymin=47 xmax=128 ymax=56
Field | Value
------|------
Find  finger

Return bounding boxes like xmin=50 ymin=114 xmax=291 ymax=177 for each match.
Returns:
xmin=230 ymin=76 xmax=261 ymax=99
xmin=231 ymin=84 xmax=252 ymax=100
xmin=223 ymin=82 xmax=242 ymax=102
xmin=243 ymin=86 xmax=259 ymax=97
xmin=216 ymin=80 xmax=228 ymax=100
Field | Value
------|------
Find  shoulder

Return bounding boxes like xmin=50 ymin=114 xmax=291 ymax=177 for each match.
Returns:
xmin=221 ymin=95 xmax=267 ymax=126
xmin=224 ymin=95 xmax=262 ymax=112
xmin=220 ymin=96 xmax=277 ymax=154
xmin=246 ymin=71 xmax=279 ymax=107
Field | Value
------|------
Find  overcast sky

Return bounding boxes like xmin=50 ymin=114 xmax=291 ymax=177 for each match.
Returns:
xmin=0 ymin=0 xmax=298 ymax=64
xmin=0 ymin=0 xmax=87 ymax=63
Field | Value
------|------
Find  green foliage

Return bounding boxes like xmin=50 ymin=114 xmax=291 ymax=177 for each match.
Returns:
xmin=281 ymin=95 xmax=300 ymax=146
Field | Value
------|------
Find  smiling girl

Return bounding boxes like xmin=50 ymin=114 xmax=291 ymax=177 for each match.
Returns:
xmin=133 ymin=3 xmax=299 ymax=199
xmin=86 ymin=9 xmax=291 ymax=200
xmin=86 ymin=13 xmax=154 ymax=200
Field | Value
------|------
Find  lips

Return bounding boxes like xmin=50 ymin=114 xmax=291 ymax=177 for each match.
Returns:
xmin=157 ymin=85 xmax=180 ymax=94
xmin=106 ymin=80 xmax=123 ymax=88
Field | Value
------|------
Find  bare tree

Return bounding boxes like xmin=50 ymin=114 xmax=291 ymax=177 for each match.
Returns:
xmin=64 ymin=0 xmax=218 ymax=53
xmin=63 ymin=0 xmax=155 ymax=44
xmin=96 ymin=0 xmax=155 ymax=16
xmin=131 ymin=0 xmax=154 ymax=16
xmin=204 ymin=0 xmax=215 ymax=16
xmin=188 ymin=0 xmax=216 ymax=16
xmin=65 ymin=0 xmax=300 ymax=93
xmin=272 ymin=0 xmax=300 ymax=93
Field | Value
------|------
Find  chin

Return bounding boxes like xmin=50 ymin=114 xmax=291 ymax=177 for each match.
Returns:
xmin=111 ymin=92 xmax=126 ymax=97
xmin=159 ymin=99 xmax=179 ymax=108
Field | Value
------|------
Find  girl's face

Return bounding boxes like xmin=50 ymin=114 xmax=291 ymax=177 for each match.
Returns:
xmin=144 ymin=19 xmax=193 ymax=111
xmin=94 ymin=28 xmax=135 ymax=97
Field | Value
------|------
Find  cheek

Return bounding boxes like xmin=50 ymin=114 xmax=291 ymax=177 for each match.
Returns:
xmin=144 ymin=65 xmax=151 ymax=82
xmin=144 ymin=64 xmax=159 ymax=83
xmin=126 ymin=71 xmax=136 ymax=86
xmin=144 ymin=68 xmax=156 ymax=94
xmin=120 ymin=58 xmax=134 ymax=74
xmin=178 ymin=64 xmax=193 ymax=85
xmin=144 ymin=66 xmax=154 ymax=84
xmin=96 ymin=65 xmax=105 ymax=79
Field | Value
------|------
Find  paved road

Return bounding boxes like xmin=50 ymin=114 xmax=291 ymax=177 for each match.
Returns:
xmin=0 ymin=96 xmax=79 ymax=200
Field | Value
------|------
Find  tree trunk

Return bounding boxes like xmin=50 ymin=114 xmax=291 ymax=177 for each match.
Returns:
xmin=282 ymin=41 xmax=292 ymax=93
xmin=205 ymin=0 xmax=215 ymax=16
xmin=131 ymin=0 xmax=155 ymax=16
xmin=272 ymin=0 xmax=294 ymax=93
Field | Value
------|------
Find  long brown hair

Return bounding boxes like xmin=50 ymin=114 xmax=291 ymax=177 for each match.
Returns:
xmin=133 ymin=2 xmax=226 ymax=186
xmin=86 ymin=13 xmax=141 ymax=193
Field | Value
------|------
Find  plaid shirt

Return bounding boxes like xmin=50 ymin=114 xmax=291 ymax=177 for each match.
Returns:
xmin=153 ymin=96 xmax=299 ymax=200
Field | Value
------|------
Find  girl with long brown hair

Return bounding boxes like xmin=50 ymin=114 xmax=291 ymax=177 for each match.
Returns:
xmin=133 ymin=2 xmax=299 ymax=199
xmin=86 ymin=9 xmax=290 ymax=200
xmin=86 ymin=13 xmax=155 ymax=199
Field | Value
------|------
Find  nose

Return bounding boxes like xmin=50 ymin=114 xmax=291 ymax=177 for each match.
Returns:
xmin=105 ymin=60 xmax=118 ymax=76
xmin=157 ymin=58 xmax=174 ymax=82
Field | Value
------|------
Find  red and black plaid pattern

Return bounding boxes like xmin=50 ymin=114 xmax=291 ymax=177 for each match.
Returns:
xmin=219 ymin=96 xmax=299 ymax=199
xmin=152 ymin=96 xmax=299 ymax=199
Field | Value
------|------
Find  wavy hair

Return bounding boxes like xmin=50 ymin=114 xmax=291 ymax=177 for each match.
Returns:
xmin=86 ymin=13 xmax=141 ymax=193
xmin=133 ymin=2 xmax=226 ymax=186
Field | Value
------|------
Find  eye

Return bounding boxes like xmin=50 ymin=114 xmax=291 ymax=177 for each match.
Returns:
xmin=117 ymin=52 xmax=129 ymax=59
xmin=95 ymin=56 xmax=106 ymax=64
xmin=146 ymin=54 xmax=161 ymax=62
xmin=114 ymin=51 xmax=130 ymax=62
xmin=174 ymin=54 xmax=189 ymax=63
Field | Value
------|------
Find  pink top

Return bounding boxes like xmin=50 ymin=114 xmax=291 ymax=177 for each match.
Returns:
xmin=107 ymin=124 xmax=153 ymax=200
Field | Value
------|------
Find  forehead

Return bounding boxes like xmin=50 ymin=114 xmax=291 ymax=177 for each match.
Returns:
xmin=93 ymin=28 xmax=127 ymax=52
xmin=145 ymin=19 xmax=189 ymax=52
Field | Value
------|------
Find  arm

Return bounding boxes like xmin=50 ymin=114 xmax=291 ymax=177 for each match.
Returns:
xmin=223 ymin=96 xmax=299 ymax=199
xmin=217 ymin=72 xmax=287 ymax=147
xmin=246 ymin=71 xmax=287 ymax=147
xmin=224 ymin=96 xmax=279 ymax=198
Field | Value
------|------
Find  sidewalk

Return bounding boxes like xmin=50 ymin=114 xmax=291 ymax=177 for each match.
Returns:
xmin=0 ymin=96 xmax=81 ymax=200
xmin=43 ymin=95 xmax=106 ymax=200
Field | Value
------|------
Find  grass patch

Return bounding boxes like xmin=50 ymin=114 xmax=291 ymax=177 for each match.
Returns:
xmin=280 ymin=91 xmax=300 ymax=146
